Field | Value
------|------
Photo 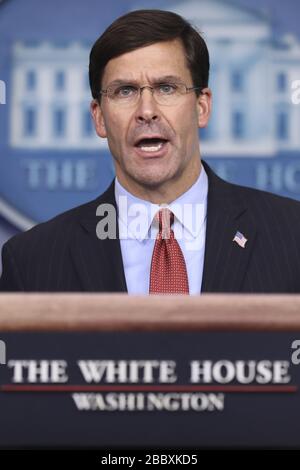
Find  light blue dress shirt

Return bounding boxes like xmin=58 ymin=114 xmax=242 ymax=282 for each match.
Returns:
xmin=114 ymin=165 xmax=208 ymax=295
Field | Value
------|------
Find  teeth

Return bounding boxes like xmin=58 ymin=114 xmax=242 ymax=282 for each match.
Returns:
xmin=140 ymin=142 xmax=164 ymax=152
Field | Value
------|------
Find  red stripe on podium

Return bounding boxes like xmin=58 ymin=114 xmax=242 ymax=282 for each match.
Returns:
xmin=0 ymin=384 xmax=298 ymax=393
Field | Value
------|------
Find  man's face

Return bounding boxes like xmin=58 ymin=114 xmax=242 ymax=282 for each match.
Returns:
xmin=91 ymin=39 xmax=211 ymax=200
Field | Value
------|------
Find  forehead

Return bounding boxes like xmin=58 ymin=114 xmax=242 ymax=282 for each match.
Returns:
xmin=102 ymin=39 xmax=192 ymax=86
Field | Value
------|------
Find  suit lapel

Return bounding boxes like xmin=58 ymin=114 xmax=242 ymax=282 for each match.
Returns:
xmin=70 ymin=180 xmax=128 ymax=292
xmin=201 ymin=161 xmax=257 ymax=293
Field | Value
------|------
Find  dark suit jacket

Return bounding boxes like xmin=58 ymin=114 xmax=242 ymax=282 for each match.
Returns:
xmin=1 ymin=161 xmax=300 ymax=293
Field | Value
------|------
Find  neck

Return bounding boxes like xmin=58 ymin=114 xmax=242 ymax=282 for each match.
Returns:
xmin=117 ymin=159 xmax=202 ymax=204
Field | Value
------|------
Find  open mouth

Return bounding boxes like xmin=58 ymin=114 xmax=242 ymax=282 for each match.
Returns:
xmin=135 ymin=137 xmax=169 ymax=153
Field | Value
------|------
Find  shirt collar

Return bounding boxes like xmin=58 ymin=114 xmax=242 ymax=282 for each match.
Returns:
xmin=115 ymin=163 xmax=208 ymax=242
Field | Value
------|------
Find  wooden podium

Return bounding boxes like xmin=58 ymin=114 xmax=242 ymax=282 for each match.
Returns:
xmin=0 ymin=294 xmax=300 ymax=449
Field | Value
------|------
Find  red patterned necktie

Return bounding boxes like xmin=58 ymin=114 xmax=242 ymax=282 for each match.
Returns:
xmin=149 ymin=208 xmax=189 ymax=294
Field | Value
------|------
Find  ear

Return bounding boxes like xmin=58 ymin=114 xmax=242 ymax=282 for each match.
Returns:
xmin=90 ymin=99 xmax=107 ymax=138
xmin=196 ymin=87 xmax=212 ymax=128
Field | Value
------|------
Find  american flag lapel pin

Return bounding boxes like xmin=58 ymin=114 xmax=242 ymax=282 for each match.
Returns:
xmin=233 ymin=231 xmax=248 ymax=248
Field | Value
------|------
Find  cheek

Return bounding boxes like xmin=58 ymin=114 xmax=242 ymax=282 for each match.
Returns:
xmin=104 ymin=114 xmax=127 ymax=148
xmin=175 ymin=107 xmax=198 ymax=145
xmin=175 ymin=101 xmax=198 ymax=129
xmin=110 ymin=113 xmax=131 ymax=144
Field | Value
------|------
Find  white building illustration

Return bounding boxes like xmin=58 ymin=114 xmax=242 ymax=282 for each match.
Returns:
xmin=9 ymin=0 xmax=300 ymax=156
xmin=0 ymin=79 xmax=5 ymax=104
xmin=170 ymin=0 xmax=300 ymax=156
xmin=10 ymin=41 xmax=106 ymax=150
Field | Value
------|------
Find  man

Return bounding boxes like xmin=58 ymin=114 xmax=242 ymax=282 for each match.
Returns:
xmin=1 ymin=9 xmax=300 ymax=293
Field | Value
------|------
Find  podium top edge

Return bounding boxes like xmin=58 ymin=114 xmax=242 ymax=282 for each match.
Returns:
xmin=0 ymin=293 xmax=299 ymax=332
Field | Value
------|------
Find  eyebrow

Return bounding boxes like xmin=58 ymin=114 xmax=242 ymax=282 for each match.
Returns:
xmin=105 ymin=75 xmax=184 ymax=88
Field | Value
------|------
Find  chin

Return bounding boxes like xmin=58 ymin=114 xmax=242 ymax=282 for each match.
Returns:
xmin=133 ymin=170 xmax=177 ymax=189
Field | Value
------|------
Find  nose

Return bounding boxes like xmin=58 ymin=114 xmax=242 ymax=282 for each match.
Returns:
xmin=134 ymin=86 xmax=160 ymax=123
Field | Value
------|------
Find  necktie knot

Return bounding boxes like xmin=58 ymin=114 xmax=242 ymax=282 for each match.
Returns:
xmin=155 ymin=208 xmax=174 ymax=239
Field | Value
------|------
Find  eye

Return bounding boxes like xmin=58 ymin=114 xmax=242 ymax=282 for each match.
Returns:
xmin=114 ymin=85 xmax=137 ymax=98
xmin=157 ymin=83 xmax=177 ymax=95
